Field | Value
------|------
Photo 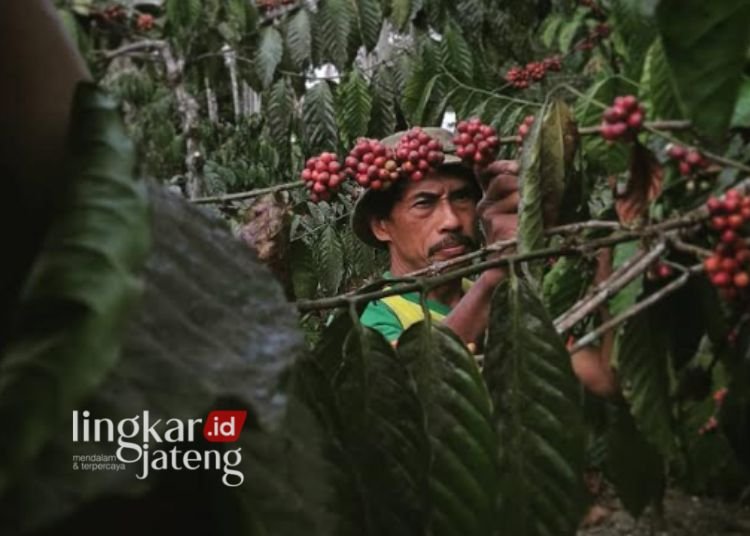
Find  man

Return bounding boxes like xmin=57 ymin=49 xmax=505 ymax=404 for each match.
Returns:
xmin=352 ymin=128 xmax=616 ymax=396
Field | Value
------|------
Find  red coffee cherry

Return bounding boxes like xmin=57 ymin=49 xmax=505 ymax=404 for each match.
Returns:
xmin=301 ymin=151 xmax=343 ymax=202
xmin=454 ymin=118 xmax=499 ymax=166
xmin=600 ymin=95 xmax=646 ymax=142
xmin=344 ymin=138 xmax=399 ymax=190
xmin=395 ymin=128 xmax=445 ymax=182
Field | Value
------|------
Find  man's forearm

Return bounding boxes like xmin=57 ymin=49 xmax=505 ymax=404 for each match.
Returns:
xmin=442 ymin=268 xmax=505 ymax=345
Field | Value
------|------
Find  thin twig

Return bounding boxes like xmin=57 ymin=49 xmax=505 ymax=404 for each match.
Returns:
xmin=578 ymin=120 xmax=692 ymax=135
xmin=554 ymin=243 xmax=666 ymax=333
xmin=570 ymin=264 xmax=702 ymax=352
xmin=192 ymin=181 xmax=304 ymax=204
xmin=296 ymin=215 xmax=707 ymax=312
xmin=100 ymin=39 xmax=166 ymax=59
xmin=406 ymin=220 xmax=622 ymax=279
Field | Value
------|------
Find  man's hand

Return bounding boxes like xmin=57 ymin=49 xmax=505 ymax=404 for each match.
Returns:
xmin=475 ymin=160 xmax=520 ymax=245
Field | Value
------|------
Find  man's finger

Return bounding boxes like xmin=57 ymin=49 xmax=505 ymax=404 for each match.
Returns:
xmin=478 ymin=191 xmax=519 ymax=216
xmin=476 ymin=160 xmax=519 ymax=190
xmin=481 ymin=173 xmax=519 ymax=201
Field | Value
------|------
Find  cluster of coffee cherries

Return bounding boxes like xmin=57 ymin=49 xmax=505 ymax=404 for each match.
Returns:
xmin=136 ymin=13 xmax=155 ymax=31
xmin=504 ymin=56 xmax=562 ymax=89
xmin=703 ymin=189 xmax=750 ymax=298
xmin=666 ymin=144 xmax=710 ymax=176
xmin=394 ymin=127 xmax=445 ymax=182
xmin=343 ymin=138 xmax=399 ymax=191
xmin=453 ymin=118 xmax=500 ymax=166
xmin=516 ymin=115 xmax=536 ymax=146
xmin=600 ymin=95 xmax=645 ymax=142
xmin=300 ymin=152 xmax=344 ymax=203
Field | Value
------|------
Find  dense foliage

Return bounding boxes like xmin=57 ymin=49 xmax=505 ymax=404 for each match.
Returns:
xmin=2 ymin=0 xmax=750 ymax=535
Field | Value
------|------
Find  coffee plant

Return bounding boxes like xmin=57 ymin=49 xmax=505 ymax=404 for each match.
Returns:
xmin=3 ymin=1 xmax=750 ymax=535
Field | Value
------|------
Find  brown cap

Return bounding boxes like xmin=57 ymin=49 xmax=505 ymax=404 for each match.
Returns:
xmin=350 ymin=127 xmax=475 ymax=249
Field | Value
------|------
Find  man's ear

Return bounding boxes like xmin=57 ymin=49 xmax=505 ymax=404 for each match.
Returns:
xmin=370 ymin=217 xmax=392 ymax=243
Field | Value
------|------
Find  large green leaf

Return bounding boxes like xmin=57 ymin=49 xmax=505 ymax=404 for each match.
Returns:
xmin=605 ymin=401 xmax=665 ymax=517
xmin=390 ymin=0 xmax=412 ymax=30
xmin=544 ymin=257 xmax=591 ymax=321
xmin=640 ymin=38 xmax=684 ymax=122
xmin=656 ymin=0 xmax=750 ymax=141
xmin=368 ymin=65 xmax=398 ymax=139
xmin=731 ymin=76 xmax=750 ymax=128
xmin=615 ymin=307 xmax=677 ymax=458
xmin=441 ymin=22 xmax=473 ymax=82
xmin=266 ymin=77 xmax=295 ymax=150
xmin=517 ymin=99 xmax=576 ymax=276
xmin=356 ymin=0 xmax=383 ymax=51
xmin=610 ymin=0 xmax=658 ymax=80
xmin=165 ymin=0 xmax=201 ymax=35
xmin=517 ymin=108 xmax=545 ymax=257
xmin=398 ymin=323 xmax=497 ymax=536
xmin=285 ymin=7 xmax=312 ymax=68
xmin=335 ymin=326 xmax=430 ymax=535
xmin=302 ymin=81 xmax=339 ymax=154
xmin=485 ymin=276 xmax=587 ymax=536
xmin=316 ymin=225 xmax=344 ymax=295
xmin=256 ymin=26 xmax=284 ymax=89
xmin=0 ymin=84 xmax=149 ymax=493
xmin=338 ymin=69 xmax=373 ymax=146
xmin=315 ymin=0 xmax=355 ymax=70
xmin=539 ymin=99 xmax=578 ymax=229
xmin=608 ymin=241 xmax=644 ymax=317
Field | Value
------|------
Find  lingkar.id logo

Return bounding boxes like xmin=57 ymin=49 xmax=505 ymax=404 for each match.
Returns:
xmin=72 ymin=409 xmax=247 ymax=487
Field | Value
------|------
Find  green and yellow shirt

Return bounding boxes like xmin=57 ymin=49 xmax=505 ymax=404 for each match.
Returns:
xmin=360 ymin=272 xmax=472 ymax=342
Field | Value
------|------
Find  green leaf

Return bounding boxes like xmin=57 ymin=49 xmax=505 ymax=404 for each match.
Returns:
xmin=541 ymin=13 xmax=564 ymax=48
xmin=485 ymin=276 xmax=587 ymax=536
xmin=640 ymin=38 xmax=684 ymax=121
xmin=302 ymin=81 xmax=339 ymax=154
xmin=290 ymin=239 xmax=317 ymax=300
xmin=558 ymin=8 xmax=588 ymax=53
xmin=357 ymin=0 xmax=384 ymax=51
xmin=226 ymin=0 xmax=248 ymax=36
xmin=517 ymin=109 xmax=545 ymax=258
xmin=317 ymin=225 xmax=344 ymax=295
xmin=368 ymin=65 xmax=398 ymax=139
xmin=609 ymin=241 xmax=643 ymax=317
xmin=543 ymin=257 xmax=591 ymax=320
xmin=610 ymin=0 xmax=658 ymax=80
xmin=0 ymin=84 xmax=150 ymax=493
xmin=539 ymin=99 xmax=579 ymax=229
xmin=656 ymin=0 xmax=750 ymax=141
xmin=616 ymin=307 xmax=677 ymax=458
xmin=605 ymin=401 xmax=666 ymax=517
xmin=516 ymin=99 xmax=576 ymax=274
xmin=256 ymin=26 xmax=284 ymax=89
xmin=315 ymin=0 xmax=354 ymax=70
xmin=334 ymin=326 xmax=431 ymax=535
xmin=731 ymin=76 xmax=750 ymax=128
xmin=166 ymin=0 xmax=201 ymax=34
xmin=390 ymin=0 xmax=412 ymax=30
xmin=267 ymin=77 xmax=295 ymax=149
xmin=398 ymin=323 xmax=497 ymax=536
xmin=338 ymin=69 xmax=374 ymax=145
xmin=441 ymin=22 xmax=473 ymax=82
xmin=286 ymin=7 xmax=312 ymax=68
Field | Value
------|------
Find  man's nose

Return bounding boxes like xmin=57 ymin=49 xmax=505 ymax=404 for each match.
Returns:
xmin=437 ymin=199 xmax=462 ymax=231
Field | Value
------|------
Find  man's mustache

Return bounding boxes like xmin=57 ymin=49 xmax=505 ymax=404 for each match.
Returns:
xmin=428 ymin=234 xmax=477 ymax=257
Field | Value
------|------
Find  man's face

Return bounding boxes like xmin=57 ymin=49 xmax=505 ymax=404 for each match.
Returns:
xmin=370 ymin=173 xmax=479 ymax=273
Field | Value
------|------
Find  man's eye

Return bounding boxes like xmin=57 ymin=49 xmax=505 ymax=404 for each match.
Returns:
xmin=413 ymin=199 xmax=433 ymax=208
